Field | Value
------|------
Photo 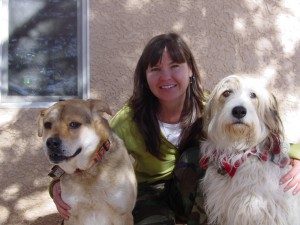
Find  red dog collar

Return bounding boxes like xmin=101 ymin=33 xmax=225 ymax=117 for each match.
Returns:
xmin=200 ymin=135 xmax=289 ymax=177
xmin=48 ymin=139 xmax=111 ymax=178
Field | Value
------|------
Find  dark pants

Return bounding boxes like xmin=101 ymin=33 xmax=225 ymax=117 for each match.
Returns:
xmin=133 ymin=148 xmax=207 ymax=225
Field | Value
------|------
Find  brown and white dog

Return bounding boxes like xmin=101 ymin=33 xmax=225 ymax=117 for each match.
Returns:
xmin=200 ymin=75 xmax=300 ymax=225
xmin=38 ymin=99 xmax=137 ymax=225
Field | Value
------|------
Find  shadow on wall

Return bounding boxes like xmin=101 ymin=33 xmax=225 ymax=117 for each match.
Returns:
xmin=1 ymin=0 xmax=300 ymax=224
xmin=89 ymin=0 xmax=300 ymax=141
xmin=89 ymin=0 xmax=300 ymax=107
xmin=0 ymin=108 xmax=62 ymax=224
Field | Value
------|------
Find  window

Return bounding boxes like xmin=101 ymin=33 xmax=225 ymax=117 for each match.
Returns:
xmin=0 ymin=0 xmax=89 ymax=108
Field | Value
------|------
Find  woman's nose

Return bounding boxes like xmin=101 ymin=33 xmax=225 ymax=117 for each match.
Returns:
xmin=159 ymin=68 xmax=171 ymax=78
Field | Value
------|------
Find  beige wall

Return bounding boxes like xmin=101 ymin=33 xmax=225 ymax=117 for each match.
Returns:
xmin=1 ymin=0 xmax=300 ymax=224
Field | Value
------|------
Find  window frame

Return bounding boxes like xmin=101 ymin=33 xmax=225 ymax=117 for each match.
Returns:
xmin=0 ymin=0 xmax=89 ymax=108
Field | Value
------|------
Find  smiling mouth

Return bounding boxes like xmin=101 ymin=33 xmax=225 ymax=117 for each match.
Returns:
xmin=49 ymin=148 xmax=82 ymax=163
xmin=66 ymin=148 xmax=82 ymax=160
xmin=160 ymin=85 xmax=176 ymax=89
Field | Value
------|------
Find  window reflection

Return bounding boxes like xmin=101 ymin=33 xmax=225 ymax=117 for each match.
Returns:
xmin=8 ymin=0 xmax=78 ymax=96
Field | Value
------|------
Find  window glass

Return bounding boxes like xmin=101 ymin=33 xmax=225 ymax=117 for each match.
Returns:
xmin=0 ymin=0 xmax=89 ymax=107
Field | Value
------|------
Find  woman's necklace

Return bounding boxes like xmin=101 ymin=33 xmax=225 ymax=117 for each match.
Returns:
xmin=158 ymin=120 xmax=182 ymax=146
xmin=157 ymin=107 xmax=182 ymax=145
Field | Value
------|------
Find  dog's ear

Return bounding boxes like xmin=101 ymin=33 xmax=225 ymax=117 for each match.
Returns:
xmin=202 ymin=101 xmax=211 ymax=133
xmin=202 ymin=87 xmax=218 ymax=133
xmin=265 ymin=93 xmax=283 ymax=137
xmin=87 ymin=99 xmax=112 ymax=116
xmin=38 ymin=110 xmax=46 ymax=137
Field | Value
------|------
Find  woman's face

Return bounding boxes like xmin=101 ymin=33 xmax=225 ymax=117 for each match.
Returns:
xmin=146 ymin=48 xmax=192 ymax=104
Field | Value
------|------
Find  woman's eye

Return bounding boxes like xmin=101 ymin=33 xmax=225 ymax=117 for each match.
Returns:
xmin=150 ymin=67 xmax=159 ymax=72
xmin=222 ymin=90 xmax=232 ymax=97
xmin=171 ymin=64 xmax=179 ymax=68
xmin=69 ymin=122 xmax=81 ymax=129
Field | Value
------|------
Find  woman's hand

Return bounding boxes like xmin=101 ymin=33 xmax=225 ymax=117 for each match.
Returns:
xmin=280 ymin=159 xmax=300 ymax=195
xmin=52 ymin=181 xmax=71 ymax=220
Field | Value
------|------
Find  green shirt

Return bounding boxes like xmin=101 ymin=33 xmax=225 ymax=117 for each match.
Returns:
xmin=289 ymin=144 xmax=300 ymax=159
xmin=110 ymin=105 xmax=300 ymax=184
xmin=110 ymin=105 xmax=180 ymax=184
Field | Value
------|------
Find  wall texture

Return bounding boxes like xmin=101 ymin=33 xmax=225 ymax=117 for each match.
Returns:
xmin=1 ymin=0 xmax=299 ymax=224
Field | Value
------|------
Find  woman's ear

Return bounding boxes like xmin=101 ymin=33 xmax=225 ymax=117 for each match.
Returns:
xmin=188 ymin=66 xmax=193 ymax=78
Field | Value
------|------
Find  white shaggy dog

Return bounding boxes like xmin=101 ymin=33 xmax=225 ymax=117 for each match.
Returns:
xmin=200 ymin=75 xmax=300 ymax=225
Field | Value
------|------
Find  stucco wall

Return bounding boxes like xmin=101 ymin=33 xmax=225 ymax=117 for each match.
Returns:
xmin=1 ymin=0 xmax=299 ymax=224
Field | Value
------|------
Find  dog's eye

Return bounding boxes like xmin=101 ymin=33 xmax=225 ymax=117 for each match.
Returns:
xmin=44 ymin=122 xmax=52 ymax=129
xmin=250 ymin=92 xmax=257 ymax=99
xmin=69 ymin=122 xmax=81 ymax=129
xmin=222 ymin=90 xmax=232 ymax=98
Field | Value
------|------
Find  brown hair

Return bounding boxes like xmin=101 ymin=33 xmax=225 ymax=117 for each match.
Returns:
xmin=128 ymin=33 xmax=205 ymax=159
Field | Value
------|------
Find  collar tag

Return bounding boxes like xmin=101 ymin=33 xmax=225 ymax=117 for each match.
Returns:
xmin=48 ymin=165 xmax=65 ymax=178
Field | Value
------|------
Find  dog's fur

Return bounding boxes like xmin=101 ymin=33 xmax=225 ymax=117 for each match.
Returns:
xmin=200 ymin=75 xmax=300 ymax=225
xmin=38 ymin=99 xmax=137 ymax=225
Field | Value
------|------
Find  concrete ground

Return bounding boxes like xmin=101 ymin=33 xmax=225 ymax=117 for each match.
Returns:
xmin=0 ymin=155 xmax=63 ymax=225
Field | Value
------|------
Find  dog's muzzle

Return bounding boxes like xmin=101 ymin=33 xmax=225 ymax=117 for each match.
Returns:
xmin=46 ymin=137 xmax=81 ymax=163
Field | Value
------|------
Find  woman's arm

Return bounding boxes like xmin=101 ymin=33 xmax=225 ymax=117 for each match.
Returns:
xmin=280 ymin=144 xmax=300 ymax=195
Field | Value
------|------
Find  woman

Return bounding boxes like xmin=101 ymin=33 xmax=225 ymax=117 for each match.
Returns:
xmin=50 ymin=33 xmax=300 ymax=225
xmin=109 ymin=32 xmax=207 ymax=224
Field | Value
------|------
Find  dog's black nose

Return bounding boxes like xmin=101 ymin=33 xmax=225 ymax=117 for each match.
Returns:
xmin=46 ymin=137 xmax=62 ymax=150
xmin=232 ymin=106 xmax=247 ymax=119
